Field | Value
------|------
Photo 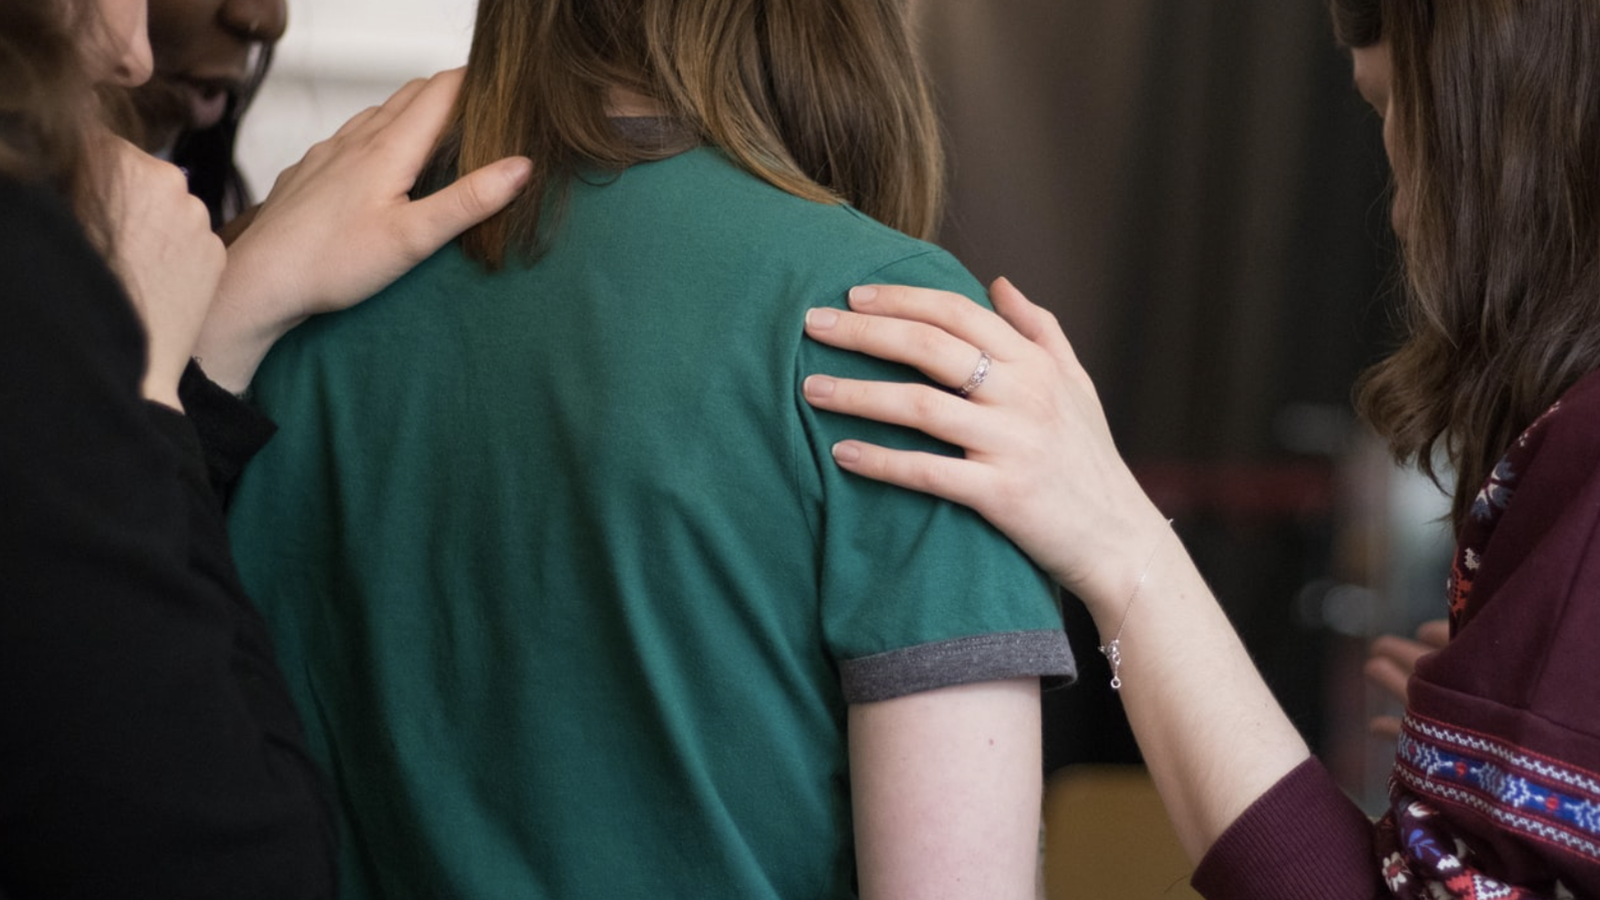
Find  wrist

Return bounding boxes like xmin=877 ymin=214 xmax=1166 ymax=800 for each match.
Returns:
xmin=199 ymin=262 xmax=307 ymax=394
xmin=1066 ymin=503 xmax=1177 ymax=618
xmin=141 ymin=370 xmax=185 ymax=411
xmin=1092 ymin=517 xmax=1176 ymax=690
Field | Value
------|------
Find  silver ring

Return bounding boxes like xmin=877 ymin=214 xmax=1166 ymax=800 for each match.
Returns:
xmin=957 ymin=350 xmax=992 ymax=398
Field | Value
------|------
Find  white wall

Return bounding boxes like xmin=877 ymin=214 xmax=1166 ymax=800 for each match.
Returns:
xmin=237 ymin=0 xmax=477 ymax=191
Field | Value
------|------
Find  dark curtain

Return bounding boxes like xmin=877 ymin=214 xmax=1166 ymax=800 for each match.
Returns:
xmin=915 ymin=0 xmax=1397 ymax=771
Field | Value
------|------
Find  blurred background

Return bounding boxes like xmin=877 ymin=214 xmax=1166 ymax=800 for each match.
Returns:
xmin=911 ymin=0 xmax=1448 ymax=790
xmin=242 ymin=0 xmax=1456 ymax=893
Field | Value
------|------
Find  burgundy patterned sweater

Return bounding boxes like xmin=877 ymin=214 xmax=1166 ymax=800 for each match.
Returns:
xmin=1193 ymin=368 xmax=1600 ymax=900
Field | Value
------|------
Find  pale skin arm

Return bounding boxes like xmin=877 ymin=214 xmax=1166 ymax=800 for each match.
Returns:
xmin=804 ymin=280 xmax=1309 ymax=862
xmin=849 ymin=678 xmax=1043 ymax=900
xmin=194 ymin=68 xmax=533 ymax=393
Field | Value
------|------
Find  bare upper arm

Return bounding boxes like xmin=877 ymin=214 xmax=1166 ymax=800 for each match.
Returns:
xmin=848 ymin=677 xmax=1043 ymax=900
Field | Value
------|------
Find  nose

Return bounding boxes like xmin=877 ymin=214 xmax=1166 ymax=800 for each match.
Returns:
xmin=220 ymin=0 xmax=289 ymax=43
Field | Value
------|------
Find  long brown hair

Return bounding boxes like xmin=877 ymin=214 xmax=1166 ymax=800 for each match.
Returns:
xmin=435 ymin=0 xmax=945 ymax=269
xmin=0 ymin=0 xmax=119 ymax=242
xmin=1333 ymin=0 xmax=1600 ymax=530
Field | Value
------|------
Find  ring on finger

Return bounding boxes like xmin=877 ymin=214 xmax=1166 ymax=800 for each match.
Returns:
xmin=957 ymin=350 xmax=992 ymax=398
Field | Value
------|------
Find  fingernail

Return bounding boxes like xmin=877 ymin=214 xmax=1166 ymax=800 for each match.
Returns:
xmin=805 ymin=308 xmax=839 ymax=330
xmin=803 ymin=375 xmax=836 ymax=399
xmin=505 ymin=156 xmax=534 ymax=189
xmin=831 ymin=442 xmax=862 ymax=464
xmin=849 ymin=285 xmax=879 ymax=306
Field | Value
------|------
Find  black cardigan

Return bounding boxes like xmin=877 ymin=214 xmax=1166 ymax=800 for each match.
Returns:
xmin=0 ymin=175 xmax=335 ymax=899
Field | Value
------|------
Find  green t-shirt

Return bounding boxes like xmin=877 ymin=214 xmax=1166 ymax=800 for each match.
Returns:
xmin=230 ymin=147 xmax=1075 ymax=899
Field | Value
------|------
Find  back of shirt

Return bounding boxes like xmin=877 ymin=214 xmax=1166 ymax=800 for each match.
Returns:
xmin=229 ymin=147 xmax=1072 ymax=899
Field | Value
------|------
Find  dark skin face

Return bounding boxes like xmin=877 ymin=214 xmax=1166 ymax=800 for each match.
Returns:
xmin=136 ymin=0 xmax=288 ymax=149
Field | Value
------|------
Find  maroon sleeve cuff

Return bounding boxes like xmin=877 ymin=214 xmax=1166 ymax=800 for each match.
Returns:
xmin=1191 ymin=757 xmax=1389 ymax=900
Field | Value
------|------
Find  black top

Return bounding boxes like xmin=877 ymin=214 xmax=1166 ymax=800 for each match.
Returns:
xmin=0 ymin=175 xmax=335 ymax=899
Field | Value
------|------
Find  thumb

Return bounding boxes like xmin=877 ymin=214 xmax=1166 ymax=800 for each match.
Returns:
xmin=408 ymin=155 xmax=533 ymax=250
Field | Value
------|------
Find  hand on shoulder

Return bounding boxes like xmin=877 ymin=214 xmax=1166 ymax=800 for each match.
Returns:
xmin=802 ymin=277 xmax=1171 ymax=611
xmin=196 ymin=68 xmax=534 ymax=393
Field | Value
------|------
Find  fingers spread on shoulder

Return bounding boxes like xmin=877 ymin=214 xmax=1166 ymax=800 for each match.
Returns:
xmin=388 ymin=69 xmax=454 ymax=114
xmin=805 ymin=306 xmax=986 ymax=393
xmin=849 ymin=284 xmax=1021 ymax=360
xmin=315 ymin=70 xmax=465 ymax=189
xmin=802 ymin=374 xmax=995 ymax=452
xmin=351 ymin=72 xmax=437 ymax=137
xmin=323 ymin=69 xmax=447 ymax=146
xmin=372 ymin=69 xmax=466 ymax=160
xmin=829 ymin=440 xmax=986 ymax=509
xmin=328 ymin=104 xmax=386 ymax=142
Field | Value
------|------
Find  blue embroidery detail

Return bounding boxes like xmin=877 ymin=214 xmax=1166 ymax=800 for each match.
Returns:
xmin=1396 ymin=716 xmax=1600 ymax=862
xmin=1470 ymin=459 xmax=1517 ymax=521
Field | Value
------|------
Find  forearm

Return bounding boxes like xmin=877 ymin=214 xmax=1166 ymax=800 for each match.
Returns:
xmin=1082 ymin=523 xmax=1311 ymax=862
xmin=192 ymin=251 xmax=306 ymax=394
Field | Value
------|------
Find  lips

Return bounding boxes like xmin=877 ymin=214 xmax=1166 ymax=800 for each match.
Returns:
xmin=174 ymin=76 xmax=238 ymax=130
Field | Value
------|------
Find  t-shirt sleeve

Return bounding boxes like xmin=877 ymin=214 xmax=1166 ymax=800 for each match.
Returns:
xmin=794 ymin=245 xmax=1076 ymax=703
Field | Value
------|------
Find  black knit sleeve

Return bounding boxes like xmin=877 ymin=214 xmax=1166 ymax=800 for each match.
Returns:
xmin=0 ymin=176 xmax=336 ymax=900
xmin=178 ymin=359 xmax=277 ymax=501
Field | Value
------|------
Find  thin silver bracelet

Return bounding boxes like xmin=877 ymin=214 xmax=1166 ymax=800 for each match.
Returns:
xmin=1097 ymin=518 xmax=1175 ymax=691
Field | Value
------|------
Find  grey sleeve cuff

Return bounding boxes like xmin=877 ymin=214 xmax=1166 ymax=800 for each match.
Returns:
xmin=840 ymin=630 xmax=1077 ymax=703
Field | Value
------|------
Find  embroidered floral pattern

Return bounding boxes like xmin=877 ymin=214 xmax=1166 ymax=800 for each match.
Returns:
xmin=1470 ymin=459 xmax=1517 ymax=522
xmin=1447 ymin=398 xmax=1564 ymax=628
xmin=1375 ymin=393 xmax=1584 ymax=899
xmin=1372 ymin=713 xmax=1598 ymax=898
xmin=1377 ymin=797 xmax=1550 ymax=899
xmin=1446 ymin=550 xmax=1476 ymax=619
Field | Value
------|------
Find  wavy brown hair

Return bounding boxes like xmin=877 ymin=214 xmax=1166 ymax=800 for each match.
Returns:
xmin=433 ymin=0 xmax=945 ymax=269
xmin=0 ymin=0 xmax=121 ymax=244
xmin=1333 ymin=0 xmax=1600 ymax=530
